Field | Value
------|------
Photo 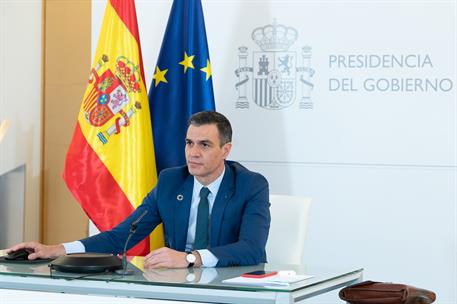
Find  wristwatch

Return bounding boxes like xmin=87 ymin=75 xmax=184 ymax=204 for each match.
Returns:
xmin=186 ymin=251 xmax=196 ymax=268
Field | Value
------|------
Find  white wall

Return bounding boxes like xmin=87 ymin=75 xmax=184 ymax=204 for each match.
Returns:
xmin=93 ymin=0 xmax=456 ymax=303
xmin=0 ymin=1 xmax=42 ymax=242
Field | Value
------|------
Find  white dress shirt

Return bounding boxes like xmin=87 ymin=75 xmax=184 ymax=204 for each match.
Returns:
xmin=185 ymin=168 xmax=225 ymax=267
xmin=63 ymin=168 xmax=225 ymax=267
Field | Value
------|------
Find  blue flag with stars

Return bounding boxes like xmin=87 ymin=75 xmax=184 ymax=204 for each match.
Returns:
xmin=149 ymin=0 xmax=215 ymax=174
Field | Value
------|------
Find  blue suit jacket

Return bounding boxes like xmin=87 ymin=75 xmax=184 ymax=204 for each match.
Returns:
xmin=80 ymin=161 xmax=271 ymax=267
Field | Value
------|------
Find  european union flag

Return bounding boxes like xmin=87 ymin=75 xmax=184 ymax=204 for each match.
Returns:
xmin=148 ymin=0 xmax=215 ymax=174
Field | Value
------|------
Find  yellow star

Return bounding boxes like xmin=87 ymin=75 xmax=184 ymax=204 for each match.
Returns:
xmin=200 ymin=59 xmax=212 ymax=81
xmin=153 ymin=66 xmax=168 ymax=87
xmin=179 ymin=52 xmax=195 ymax=73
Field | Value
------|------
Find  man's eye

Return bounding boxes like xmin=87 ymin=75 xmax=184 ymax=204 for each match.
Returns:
xmin=185 ymin=140 xmax=193 ymax=146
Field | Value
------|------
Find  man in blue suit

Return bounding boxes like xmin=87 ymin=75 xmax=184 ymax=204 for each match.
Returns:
xmin=9 ymin=111 xmax=271 ymax=268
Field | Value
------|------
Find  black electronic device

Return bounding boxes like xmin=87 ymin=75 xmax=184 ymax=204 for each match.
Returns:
xmin=5 ymin=249 xmax=30 ymax=261
xmin=0 ymin=249 xmax=53 ymax=264
xmin=49 ymin=253 xmax=122 ymax=273
xmin=117 ymin=209 xmax=149 ymax=275
xmin=48 ymin=210 xmax=148 ymax=274
xmin=241 ymin=270 xmax=278 ymax=278
xmin=49 ymin=210 xmax=148 ymax=275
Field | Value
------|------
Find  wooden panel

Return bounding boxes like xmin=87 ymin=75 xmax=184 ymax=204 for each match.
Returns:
xmin=42 ymin=0 xmax=91 ymax=244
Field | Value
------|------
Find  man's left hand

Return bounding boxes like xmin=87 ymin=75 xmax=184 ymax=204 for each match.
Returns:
xmin=144 ymin=247 xmax=188 ymax=269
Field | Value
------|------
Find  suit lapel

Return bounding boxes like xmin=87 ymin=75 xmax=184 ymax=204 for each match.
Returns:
xmin=210 ymin=163 xmax=235 ymax=247
xmin=173 ymin=175 xmax=194 ymax=251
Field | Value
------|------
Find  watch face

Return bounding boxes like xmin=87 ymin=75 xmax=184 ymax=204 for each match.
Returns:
xmin=186 ymin=253 xmax=196 ymax=264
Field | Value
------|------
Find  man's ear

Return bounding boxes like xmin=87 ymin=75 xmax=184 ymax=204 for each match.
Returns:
xmin=222 ymin=142 xmax=232 ymax=159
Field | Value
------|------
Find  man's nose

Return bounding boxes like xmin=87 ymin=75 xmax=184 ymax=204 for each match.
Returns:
xmin=187 ymin=145 xmax=201 ymax=157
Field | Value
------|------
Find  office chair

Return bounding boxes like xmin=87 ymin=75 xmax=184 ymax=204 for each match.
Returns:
xmin=266 ymin=194 xmax=312 ymax=265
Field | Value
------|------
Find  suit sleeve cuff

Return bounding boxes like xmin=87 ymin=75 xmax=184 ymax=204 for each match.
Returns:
xmin=196 ymin=249 xmax=218 ymax=267
xmin=62 ymin=241 xmax=86 ymax=254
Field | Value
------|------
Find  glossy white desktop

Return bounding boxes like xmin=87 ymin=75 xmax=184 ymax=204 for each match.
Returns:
xmin=0 ymin=258 xmax=362 ymax=303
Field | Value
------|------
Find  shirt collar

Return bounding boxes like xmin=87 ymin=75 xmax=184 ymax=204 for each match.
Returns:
xmin=193 ymin=166 xmax=226 ymax=197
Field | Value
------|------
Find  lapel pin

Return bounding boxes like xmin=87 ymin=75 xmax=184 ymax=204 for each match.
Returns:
xmin=177 ymin=194 xmax=184 ymax=201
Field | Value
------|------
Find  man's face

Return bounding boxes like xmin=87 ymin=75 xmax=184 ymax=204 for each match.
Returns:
xmin=185 ymin=124 xmax=231 ymax=185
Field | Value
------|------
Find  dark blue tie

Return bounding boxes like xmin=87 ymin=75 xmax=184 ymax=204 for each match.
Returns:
xmin=194 ymin=187 xmax=210 ymax=250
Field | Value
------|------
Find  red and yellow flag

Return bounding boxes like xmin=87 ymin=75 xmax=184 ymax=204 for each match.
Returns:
xmin=63 ymin=0 xmax=163 ymax=256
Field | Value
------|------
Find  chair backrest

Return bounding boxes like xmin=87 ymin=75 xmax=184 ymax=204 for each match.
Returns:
xmin=266 ymin=194 xmax=312 ymax=265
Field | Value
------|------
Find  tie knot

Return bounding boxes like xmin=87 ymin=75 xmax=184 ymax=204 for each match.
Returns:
xmin=200 ymin=187 xmax=210 ymax=199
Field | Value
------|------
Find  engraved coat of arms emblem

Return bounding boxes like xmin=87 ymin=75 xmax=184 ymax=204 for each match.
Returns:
xmin=235 ymin=21 xmax=315 ymax=110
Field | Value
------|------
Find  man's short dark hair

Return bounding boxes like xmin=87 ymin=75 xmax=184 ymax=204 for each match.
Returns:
xmin=189 ymin=111 xmax=232 ymax=146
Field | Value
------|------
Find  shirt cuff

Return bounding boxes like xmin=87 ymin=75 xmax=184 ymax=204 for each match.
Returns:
xmin=197 ymin=249 xmax=218 ymax=267
xmin=62 ymin=241 xmax=86 ymax=254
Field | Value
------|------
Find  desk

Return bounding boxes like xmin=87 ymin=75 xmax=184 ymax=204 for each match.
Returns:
xmin=0 ymin=261 xmax=362 ymax=303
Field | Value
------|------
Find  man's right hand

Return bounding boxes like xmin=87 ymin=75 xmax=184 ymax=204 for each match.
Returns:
xmin=6 ymin=242 xmax=66 ymax=260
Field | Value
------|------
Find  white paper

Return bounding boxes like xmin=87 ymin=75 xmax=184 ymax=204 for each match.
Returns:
xmin=222 ymin=274 xmax=313 ymax=286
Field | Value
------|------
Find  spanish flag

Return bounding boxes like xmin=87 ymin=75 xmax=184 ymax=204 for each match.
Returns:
xmin=63 ymin=0 xmax=162 ymax=256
